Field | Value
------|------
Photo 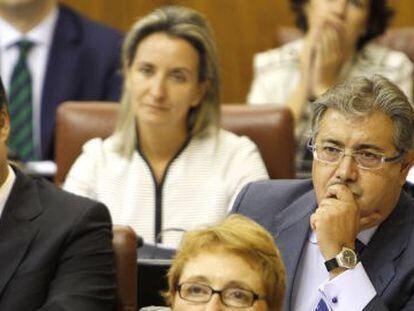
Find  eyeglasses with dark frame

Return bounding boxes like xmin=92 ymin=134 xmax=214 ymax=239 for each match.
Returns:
xmin=176 ymin=282 xmax=266 ymax=308
xmin=308 ymin=142 xmax=404 ymax=170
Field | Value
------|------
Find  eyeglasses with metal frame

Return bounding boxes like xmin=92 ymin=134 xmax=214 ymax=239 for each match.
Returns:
xmin=176 ymin=282 xmax=266 ymax=308
xmin=307 ymin=142 xmax=404 ymax=170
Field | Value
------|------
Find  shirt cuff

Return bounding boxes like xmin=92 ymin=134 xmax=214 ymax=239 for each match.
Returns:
xmin=318 ymin=262 xmax=376 ymax=310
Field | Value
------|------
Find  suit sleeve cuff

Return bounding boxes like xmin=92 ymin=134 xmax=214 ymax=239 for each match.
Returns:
xmin=318 ymin=262 xmax=377 ymax=310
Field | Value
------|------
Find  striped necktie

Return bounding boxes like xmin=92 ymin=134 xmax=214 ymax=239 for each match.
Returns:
xmin=8 ymin=40 xmax=36 ymax=161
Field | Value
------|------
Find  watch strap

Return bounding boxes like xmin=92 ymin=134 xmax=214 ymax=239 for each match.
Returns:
xmin=324 ymin=257 xmax=339 ymax=272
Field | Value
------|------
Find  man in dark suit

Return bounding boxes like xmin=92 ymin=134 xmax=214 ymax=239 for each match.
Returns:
xmin=0 ymin=0 xmax=122 ymax=160
xmin=0 ymin=78 xmax=116 ymax=309
xmin=233 ymin=75 xmax=414 ymax=310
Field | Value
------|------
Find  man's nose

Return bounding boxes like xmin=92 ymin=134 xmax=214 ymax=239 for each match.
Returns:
xmin=335 ymin=153 xmax=358 ymax=183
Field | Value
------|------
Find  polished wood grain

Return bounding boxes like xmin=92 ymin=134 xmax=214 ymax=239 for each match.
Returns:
xmin=59 ymin=0 xmax=414 ymax=102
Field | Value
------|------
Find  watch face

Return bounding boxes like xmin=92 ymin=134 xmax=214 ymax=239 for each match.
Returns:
xmin=338 ymin=247 xmax=357 ymax=268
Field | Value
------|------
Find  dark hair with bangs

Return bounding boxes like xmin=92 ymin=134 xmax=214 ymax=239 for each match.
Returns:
xmin=290 ymin=0 xmax=394 ymax=50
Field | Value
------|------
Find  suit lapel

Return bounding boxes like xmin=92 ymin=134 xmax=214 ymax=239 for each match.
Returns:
xmin=270 ymin=185 xmax=412 ymax=310
xmin=273 ymin=189 xmax=317 ymax=311
xmin=361 ymin=191 xmax=413 ymax=296
xmin=0 ymin=169 xmax=42 ymax=295
xmin=41 ymin=5 xmax=82 ymax=158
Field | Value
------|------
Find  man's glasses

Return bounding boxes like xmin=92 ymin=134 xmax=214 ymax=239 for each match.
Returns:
xmin=308 ymin=143 xmax=403 ymax=170
xmin=176 ymin=282 xmax=266 ymax=308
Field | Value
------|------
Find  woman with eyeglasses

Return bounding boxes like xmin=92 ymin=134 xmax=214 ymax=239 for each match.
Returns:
xmin=63 ymin=6 xmax=268 ymax=248
xmin=162 ymin=214 xmax=285 ymax=311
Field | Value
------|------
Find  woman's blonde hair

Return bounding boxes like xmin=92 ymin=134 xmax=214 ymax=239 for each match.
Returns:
xmin=113 ymin=5 xmax=220 ymax=158
xmin=165 ymin=215 xmax=286 ymax=311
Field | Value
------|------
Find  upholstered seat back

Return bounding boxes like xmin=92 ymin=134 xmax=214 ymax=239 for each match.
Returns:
xmin=112 ymin=225 xmax=137 ymax=311
xmin=54 ymin=102 xmax=295 ymax=184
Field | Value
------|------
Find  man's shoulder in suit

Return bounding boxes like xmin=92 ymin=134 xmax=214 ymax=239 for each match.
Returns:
xmin=1 ymin=169 xmax=117 ymax=310
xmin=15 ymin=169 xmax=112 ymax=225
xmin=231 ymin=179 xmax=315 ymax=230
xmin=58 ymin=4 xmax=123 ymax=45
xmin=233 ymin=179 xmax=314 ymax=211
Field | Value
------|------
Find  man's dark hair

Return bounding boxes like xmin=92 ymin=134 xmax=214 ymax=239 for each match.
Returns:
xmin=0 ymin=77 xmax=6 ymax=110
xmin=290 ymin=0 xmax=394 ymax=50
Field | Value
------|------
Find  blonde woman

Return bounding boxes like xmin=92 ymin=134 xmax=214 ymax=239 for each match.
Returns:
xmin=63 ymin=6 xmax=268 ymax=247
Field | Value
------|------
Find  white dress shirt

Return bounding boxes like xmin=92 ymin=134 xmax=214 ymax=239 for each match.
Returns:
xmin=405 ymin=168 xmax=414 ymax=184
xmin=0 ymin=8 xmax=58 ymax=156
xmin=292 ymin=226 xmax=378 ymax=311
xmin=0 ymin=166 xmax=16 ymax=218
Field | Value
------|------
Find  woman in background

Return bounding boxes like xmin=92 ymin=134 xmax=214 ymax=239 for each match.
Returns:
xmin=63 ymin=6 xmax=268 ymax=247
xmin=248 ymin=0 xmax=413 ymax=168
xmin=164 ymin=214 xmax=285 ymax=311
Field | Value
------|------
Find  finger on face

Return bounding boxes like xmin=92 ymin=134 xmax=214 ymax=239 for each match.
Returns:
xmin=305 ymin=25 xmax=322 ymax=55
xmin=323 ymin=13 xmax=346 ymax=35
xmin=325 ymin=27 xmax=343 ymax=55
xmin=303 ymin=32 xmax=317 ymax=62
xmin=310 ymin=213 xmax=317 ymax=231
xmin=310 ymin=10 xmax=345 ymax=34
xmin=318 ymin=29 xmax=335 ymax=60
xmin=325 ymin=183 xmax=356 ymax=202
xmin=316 ymin=198 xmax=351 ymax=219
xmin=313 ymin=197 xmax=360 ymax=234
xmin=311 ymin=200 xmax=345 ymax=231
xmin=315 ymin=25 xmax=343 ymax=61
xmin=318 ymin=29 xmax=329 ymax=60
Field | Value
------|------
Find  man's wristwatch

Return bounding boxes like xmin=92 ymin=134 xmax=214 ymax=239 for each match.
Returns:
xmin=324 ymin=247 xmax=358 ymax=272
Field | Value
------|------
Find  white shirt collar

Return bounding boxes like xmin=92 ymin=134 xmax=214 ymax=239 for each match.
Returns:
xmin=0 ymin=17 xmax=20 ymax=49
xmin=0 ymin=165 xmax=16 ymax=217
xmin=0 ymin=6 xmax=58 ymax=50
xmin=309 ymin=225 xmax=378 ymax=246
xmin=356 ymin=225 xmax=378 ymax=246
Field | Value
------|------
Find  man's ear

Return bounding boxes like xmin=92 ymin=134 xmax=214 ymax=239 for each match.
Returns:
xmin=399 ymin=150 xmax=414 ymax=185
xmin=0 ymin=107 xmax=10 ymax=143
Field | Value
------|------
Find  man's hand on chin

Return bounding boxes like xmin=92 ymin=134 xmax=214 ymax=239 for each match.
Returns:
xmin=310 ymin=184 xmax=359 ymax=277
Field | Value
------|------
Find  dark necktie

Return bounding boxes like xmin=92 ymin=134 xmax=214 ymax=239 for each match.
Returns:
xmin=315 ymin=239 xmax=365 ymax=311
xmin=355 ymin=238 xmax=366 ymax=256
xmin=8 ymin=40 xmax=36 ymax=161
